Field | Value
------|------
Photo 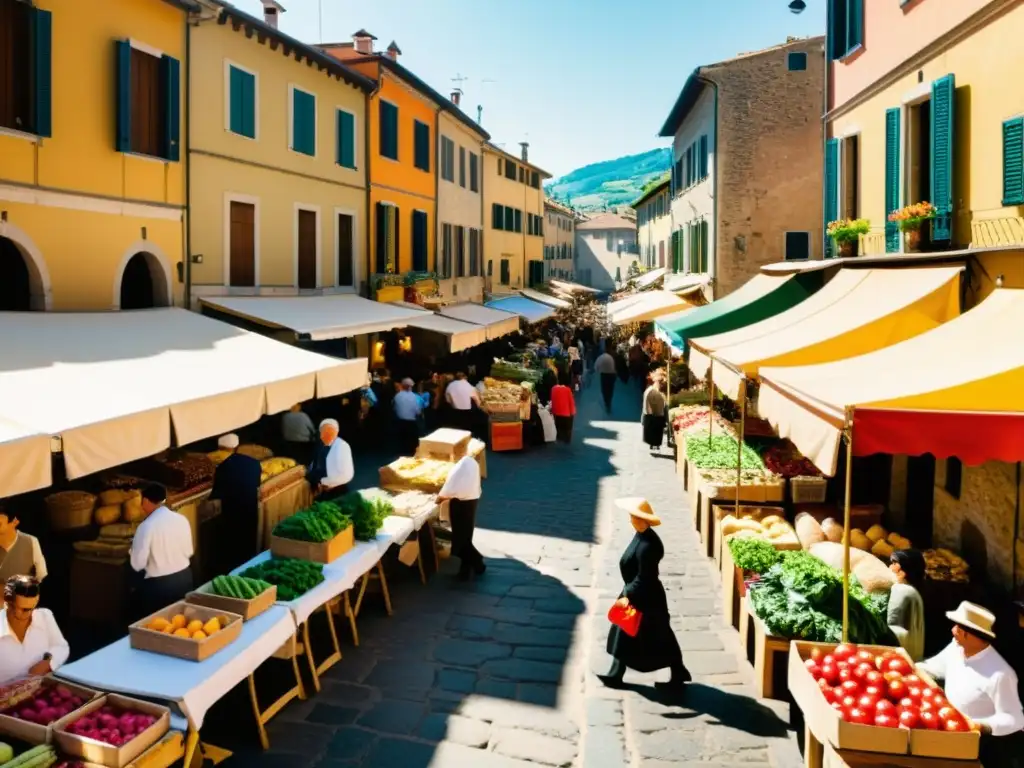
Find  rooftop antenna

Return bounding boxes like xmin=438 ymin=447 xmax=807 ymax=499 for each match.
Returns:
xmin=452 ymin=73 xmax=468 ymax=89
xmin=478 ymin=78 xmax=496 ymax=125
xmin=318 ymin=0 xmax=323 ymax=42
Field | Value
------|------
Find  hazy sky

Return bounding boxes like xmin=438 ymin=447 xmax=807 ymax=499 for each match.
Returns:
xmin=232 ymin=0 xmax=825 ymax=177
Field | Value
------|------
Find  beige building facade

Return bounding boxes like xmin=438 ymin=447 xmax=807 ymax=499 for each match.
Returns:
xmin=543 ymin=199 xmax=576 ymax=281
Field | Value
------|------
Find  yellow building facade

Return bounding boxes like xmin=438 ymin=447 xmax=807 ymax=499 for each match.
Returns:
xmin=0 ymin=0 xmax=188 ymax=311
xmin=482 ymin=144 xmax=550 ymax=291
xmin=631 ymin=178 xmax=670 ymax=271
xmin=188 ymin=3 xmax=372 ymax=302
xmin=543 ymin=199 xmax=576 ymax=281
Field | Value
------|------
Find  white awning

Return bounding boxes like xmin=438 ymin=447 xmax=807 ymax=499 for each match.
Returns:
xmin=439 ymin=304 xmax=520 ymax=340
xmin=389 ymin=303 xmax=487 ymax=353
xmin=550 ymin=279 xmax=600 ymax=294
xmin=518 ymin=288 xmax=569 ymax=309
xmin=200 ymin=295 xmax=433 ymax=340
xmin=633 ymin=268 xmax=667 ymax=290
xmin=0 ymin=419 xmax=52 ymax=497
xmin=486 ymin=296 xmax=555 ymax=324
xmin=664 ymin=273 xmax=710 ymax=295
xmin=0 ymin=309 xmax=367 ymax=486
xmin=608 ymin=290 xmax=692 ymax=325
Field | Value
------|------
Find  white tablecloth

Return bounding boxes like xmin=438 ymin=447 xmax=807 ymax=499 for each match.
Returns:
xmin=233 ymin=542 xmax=381 ymax=625
xmin=374 ymin=515 xmax=416 ymax=555
xmin=56 ymin=605 xmax=296 ymax=731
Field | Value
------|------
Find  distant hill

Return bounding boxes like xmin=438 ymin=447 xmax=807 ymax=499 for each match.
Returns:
xmin=545 ymin=148 xmax=671 ymax=212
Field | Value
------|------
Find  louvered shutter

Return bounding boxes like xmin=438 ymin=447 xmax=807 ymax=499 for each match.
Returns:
xmin=824 ymin=138 xmax=840 ymax=257
xmin=115 ymin=40 xmax=131 ymax=152
xmin=884 ymin=110 xmax=901 ymax=253
xmin=162 ymin=55 xmax=180 ymax=161
xmin=31 ymin=7 xmax=52 ymax=138
xmin=930 ymin=75 xmax=955 ymax=241
xmin=338 ymin=110 xmax=356 ymax=169
xmin=1002 ymin=118 xmax=1024 ymax=206
xmin=375 ymin=203 xmax=387 ymax=273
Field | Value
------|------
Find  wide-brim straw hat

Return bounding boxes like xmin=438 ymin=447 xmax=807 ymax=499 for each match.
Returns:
xmin=615 ymin=497 xmax=661 ymax=526
xmin=946 ymin=601 xmax=996 ymax=640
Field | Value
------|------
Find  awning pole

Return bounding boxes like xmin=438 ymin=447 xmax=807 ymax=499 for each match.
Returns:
xmin=841 ymin=407 xmax=854 ymax=643
xmin=707 ymin=362 xmax=715 ymax=444
xmin=736 ymin=379 xmax=746 ymax=515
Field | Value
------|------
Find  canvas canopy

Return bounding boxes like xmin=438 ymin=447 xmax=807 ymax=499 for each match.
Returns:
xmin=632 ymin=267 xmax=667 ymax=290
xmin=664 ymin=273 xmax=709 ymax=295
xmin=759 ymin=288 xmax=1024 ymax=476
xmin=519 ymin=288 xmax=569 ymax=309
xmin=486 ymin=296 xmax=554 ymax=324
xmin=608 ymin=290 xmax=692 ymax=325
xmin=550 ymin=279 xmax=600 ymax=294
xmin=655 ymin=271 xmax=821 ymax=354
xmin=0 ymin=419 xmax=52 ymax=497
xmin=0 ymin=309 xmax=367 ymax=487
xmin=389 ymin=303 xmax=488 ymax=353
xmin=440 ymin=303 xmax=520 ymax=339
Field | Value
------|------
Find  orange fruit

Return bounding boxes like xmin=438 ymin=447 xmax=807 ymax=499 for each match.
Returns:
xmin=149 ymin=617 xmax=170 ymax=632
xmin=186 ymin=620 xmax=204 ymax=634
xmin=171 ymin=614 xmax=187 ymax=630
xmin=172 ymin=628 xmax=191 ymax=638
xmin=202 ymin=618 xmax=221 ymax=635
xmin=191 ymin=630 xmax=207 ymax=641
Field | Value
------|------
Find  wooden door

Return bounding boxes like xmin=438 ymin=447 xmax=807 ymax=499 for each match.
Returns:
xmin=337 ymin=213 xmax=354 ymax=287
xmin=297 ymin=209 xmax=317 ymax=289
xmin=229 ymin=201 xmax=255 ymax=287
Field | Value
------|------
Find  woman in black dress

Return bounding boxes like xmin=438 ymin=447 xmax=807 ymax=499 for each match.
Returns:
xmin=599 ymin=498 xmax=690 ymax=691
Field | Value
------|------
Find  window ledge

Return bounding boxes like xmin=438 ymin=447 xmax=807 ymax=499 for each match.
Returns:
xmin=0 ymin=127 xmax=41 ymax=143
xmin=124 ymin=151 xmax=171 ymax=164
xmin=837 ymin=43 xmax=865 ymax=64
xmin=227 ymin=129 xmax=258 ymax=142
xmin=288 ymin=147 xmax=316 ymax=159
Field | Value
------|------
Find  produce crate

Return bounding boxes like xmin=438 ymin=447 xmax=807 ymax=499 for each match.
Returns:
xmin=258 ymin=464 xmax=306 ymax=502
xmin=379 ymin=457 xmax=452 ymax=494
xmin=490 ymin=420 xmax=523 ymax=452
xmin=417 ymin=428 xmax=472 ymax=461
xmin=270 ymin=524 xmax=354 ymax=564
xmin=796 ymin=503 xmax=883 ymax=531
xmin=0 ymin=677 xmax=99 ymax=746
xmin=712 ymin=504 xmax=788 ymax=568
xmin=129 ymin=601 xmax=243 ymax=662
xmin=748 ymin=601 xmax=791 ymax=701
xmin=698 ymin=487 xmax=785 ymax=559
xmin=791 ymin=476 xmax=827 ymax=504
xmin=674 ymin=432 xmax=689 ymax=487
xmin=186 ymin=580 xmax=277 ymax=621
xmin=699 ymin=474 xmax=786 ymax=504
xmin=52 ymin=693 xmax=170 ymax=768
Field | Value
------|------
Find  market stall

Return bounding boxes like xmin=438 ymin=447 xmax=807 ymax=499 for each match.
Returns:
xmin=518 ymin=288 xmax=570 ymax=309
xmin=549 ymin=279 xmax=600 ymax=295
xmin=0 ymin=419 xmax=51 ymax=498
xmin=607 ymin=290 xmax=694 ymax=325
xmin=485 ymin=296 xmax=555 ymax=324
xmin=438 ymin=303 xmax=520 ymax=340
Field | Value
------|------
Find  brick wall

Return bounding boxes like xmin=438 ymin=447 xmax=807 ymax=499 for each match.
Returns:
xmin=709 ymin=37 xmax=825 ymax=297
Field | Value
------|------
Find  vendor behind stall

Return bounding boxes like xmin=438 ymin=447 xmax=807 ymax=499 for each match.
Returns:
xmin=209 ymin=433 xmax=262 ymax=573
xmin=280 ymin=404 xmax=318 ymax=465
xmin=393 ymin=378 xmax=423 ymax=456
xmin=129 ymin=484 xmax=194 ymax=621
xmin=0 ymin=575 xmax=69 ymax=684
xmin=445 ymin=372 xmax=480 ymax=433
xmin=307 ymin=419 xmax=353 ymax=501
xmin=0 ymin=510 xmax=47 ymax=583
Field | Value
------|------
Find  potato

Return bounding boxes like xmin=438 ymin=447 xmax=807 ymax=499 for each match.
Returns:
xmin=795 ymin=512 xmax=826 ymax=549
xmin=866 ymin=524 xmax=888 ymax=543
xmin=760 ymin=515 xmax=785 ymax=527
xmin=821 ymin=518 xmax=844 ymax=543
xmin=850 ymin=529 xmax=873 ymax=551
xmin=871 ymin=539 xmax=895 ymax=558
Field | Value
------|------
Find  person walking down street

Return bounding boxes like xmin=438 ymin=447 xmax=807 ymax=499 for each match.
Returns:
xmin=393 ymin=378 xmax=423 ymax=456
xmin=550 ymin=374 xmax=576 ymax=444
xmin=887 ymin=549 xmax=927 ymax=661
xmin=595 ymin=341 xmax=618 ymax=415
xmin=129 ymin=484 xmax=194 ymax=622
xmin=599 ymin=497 xmax=690 ymax=692
xmin=208 ymin=433 xmax=263 ymax=573
xmin=307 ymin=419 xmax=354 ymax=502
xmin=568 ymin=344 xmax=583 ymax=391
xmin=280 ymin=404 xmax=318 ymax=465
xmin=446 ymin=371 xmax=481 ymax=434
xmin=435 ymin=456 xmax=485 ymax=581
xmin=641 ymin=376 xmax=668 ymax=452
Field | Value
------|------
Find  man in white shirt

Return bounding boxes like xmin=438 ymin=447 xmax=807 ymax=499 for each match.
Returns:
xmin=307 ymin=419 xmax=354 ymax=501
xmin=393 ymin=378 xmax=423 ymax=456
xmin=445 ymin=372 xmax=480 ymax=433
xmin=0 ymin=575 xmax=69 ymax=684
xmin=129 ymin=484 xmax=194 ymax=621
xmin=594 ymin=341 xmax=618 ymax=415
xmin=0 ymin=511 xmax=47 ymax=583
xmin=917 ymin=601 xmax=1024 ymax=764
xmin=436 ymin=455 xmax=484 ymax=581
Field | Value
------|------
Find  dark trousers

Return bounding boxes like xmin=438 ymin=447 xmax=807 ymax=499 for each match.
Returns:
xmin=315 ymin=484 xmax=348 ymax=503
xmin=131 ymin=566 xmax=194 ymax=623
xmin=600 ymin=373 xmax=616 ymax=412
xmin=450 ymin=498 xmax=483 ymax=574
xmin=448 ymin=407 xmax=474 ymax=433
xmin=554 ymin=415 xmax=574 ymax=443
xmin=284 ymin=440 xmax=314 ymax=466
xmin=396 ymin=418 xmax=420 ymax=456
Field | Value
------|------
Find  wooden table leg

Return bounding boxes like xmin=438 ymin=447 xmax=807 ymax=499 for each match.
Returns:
xmin=301 ymin=620 xmax=321 ymax=693
xmin=183 ymin=728 xmax=200 ymax=767
xmin=803 ymin=722 xmax=823 ymax=768
xmin=416 ymin=538 xmax=428 ymax=584
xmin=378 ymin=560 xmax=393 ymax=616
xmin=344 ymin=590 xmax=359 ymax=646
xmin=428 ymin=522 xmax=440 ymax=571
xmin=247 ymin=631 xmax=307 ymax=750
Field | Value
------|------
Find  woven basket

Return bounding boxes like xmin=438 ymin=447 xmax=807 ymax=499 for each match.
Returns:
xmin=44 ymin=490 xmax=97 ymax=531
xmin=237 ymin=444 xmax=274 ymax=460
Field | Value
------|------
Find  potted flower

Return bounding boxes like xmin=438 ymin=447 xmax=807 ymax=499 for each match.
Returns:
xmin=826 ymin=218 xmax=871 ymax=259
xmin=888 ymin=201 xmax=936 ymax=252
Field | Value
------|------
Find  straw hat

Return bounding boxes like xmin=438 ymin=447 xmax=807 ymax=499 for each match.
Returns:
xmin=946 ymin=601 xmax=996 ymax=640
xmin=615 ymin=497 xmax=661 ymax=526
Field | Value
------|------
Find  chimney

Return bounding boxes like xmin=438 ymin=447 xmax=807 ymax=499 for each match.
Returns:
xmin=451 ymin=89 xmax=462 ymax=107
xmin=520 ymin=142 xmax=529 ymax=162
xmin=386 ymin=41 xmax=402 ymax=61
xmin=261 ymin=0 xmax=285 ymax=29
xmin=352 ymin=29 xmax=376 ymax=55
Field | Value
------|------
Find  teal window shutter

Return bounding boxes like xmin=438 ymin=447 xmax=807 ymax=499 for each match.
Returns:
xmin=229 ymin=67 xmax=256 ymax=139
xmin=824 ymin=137 xmax=839 ymax=257
xmin=848 ymin=0 xmax=864 ymax=51
xmin=412 ymin=211 xmax=428 ymax=271
xmin=1002 ymin=118 xmax=1024 ymax=206
xmin=379 ymin=101 xmax=398 ymax=159
xmin=699 ymin=135 xmax=708 ymax=179
xmin=413 ymin=121 xmax=429 ymax=171
xmin=292 ymin=88 xmax=315 ymax=156
xmin=31 ymin=8 xmax=52 ymax=137
xmin=337 ymin=110 xmax=356 ymax=168
xmin=115 ymin=41 xmax=131 ymax=152
xmin=161 ymin=55 xmax=180 ymax=161
xmin=884 ymin=109 xmax=901 ymax=253
xmin=930 ymin=74 xmax=955 ymax=241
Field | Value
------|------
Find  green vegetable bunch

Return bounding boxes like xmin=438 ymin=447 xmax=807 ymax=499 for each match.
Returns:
xmin=685 ymin=435 xmax=764 ymax=470
xmin=274 ymin=500 xmax=352 ymax=543
xmin=728 ymin=538 xmax=782 ymax=575
xmin=211 ymin=574 xmax=272 ymax=600
xmin=240 ymin=557 xmax=325 ymax=601
xmin=340 ymin=492 xmax=393 ymax=542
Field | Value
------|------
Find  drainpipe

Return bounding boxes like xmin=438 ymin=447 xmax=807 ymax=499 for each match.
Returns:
xmin=364 ymin=76 xmax=379 ymax=298
xmin=433 ymin=107 xmax=440 ymax=283
xmin=822 ymin=2 xmax=831 ymax=260
xmin=700 ymin=75 xmax=719 ymax=290
xmin=184 ymin=14 xmax=193 ymax=309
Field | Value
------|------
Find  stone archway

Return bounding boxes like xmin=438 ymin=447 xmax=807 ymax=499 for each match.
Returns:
xmin=0 ymin=228 xmax=50 ymax=311
xmin=119 ymin=252 xmax=170 ymax=310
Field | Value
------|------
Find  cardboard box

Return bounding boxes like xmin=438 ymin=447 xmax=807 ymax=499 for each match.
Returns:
xmin=52 ymin=693 xmax=170 ymax=767
xmin=270 ymin=523 xmax=354 ymax=564
xmin=417 ymin=428 xmax=472 ymax=461
xmin=129 ymin=600 xmax=243 ymax=662
xmin=186 ymin=580 xmax=277 ymax=621
xmin=0 ymin=677 xmax=99 ymax=745
xmin=906 ymin=667 xmax=980 ymax=760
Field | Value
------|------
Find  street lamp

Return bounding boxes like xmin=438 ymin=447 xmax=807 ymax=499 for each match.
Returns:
xmin=788 ymin=0 xmax=807 ymax=13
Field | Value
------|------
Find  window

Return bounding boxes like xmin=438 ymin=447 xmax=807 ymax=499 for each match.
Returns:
xmin=455 ymin=225 xmax=465 ymax=277
xmin=440 ymin=223 xmax=452 ymax=278
xmin=487 ymin=259 xmax=493 ymax=277
xmin=0 ymin=0 xmax=51 ymax=137
xmin=469 ymin=228 xmax=480 ymax=276
xmin=505 ymin=159 xmax=517 ymax=181
xmin=492 ymin=202 xmax=504 ymax=230
xmin=504 ymin=205 xmax=514 ymax=231
xmin=518 ymin=167 xmax=525 ymax=183
xmin=500 ymin=258 xmax=510 ymax=285
xmin=785 ymin=231 xmax=810 ymax=260
xmin=413 ymin=119 xmax=430 ymax=172
xmin=1002 ymin=117 xmax=1024 ymax=206
xmin=116 ymin=42 xmax=180 ymax=160
xmin=787 ymin=52 xmax=808 ymax=71
xmin=459 ymin=146 xmax=466 ymax=187
xmin=828 ymin=0 xmax=864 ymax=60
xmin=379 ymin=100 xmax=398 ymax=160
xmin=336 ymin=109 xmax=356 ymax=169
xmin=530 ymin=170 xmax=539 ymax=189
xmin=606 ymin=233 xmax=613 ymax=251
xmin=440 ymin=136 xmax=455 ymax=182
xmin=496 ymin=158 xmax=502 ymax=176
xmin=513 ymin=209 xmax=522 ymax=233
xmin=375 ymin=202 xmax=399 ymax=274
xmin=227 ymin=64 xmax=256 ymax=139
xmin=290 ymin=86 xmax=316 ymax=156
xmin=469 ymin=152 xmax=479 ymax=192
xmin=336 ymin=212 xmax=355 ymax=287
xmin=412 ymin=210 xmax=428 ymax=271
xmin=699 ymin=135 xmax=708 ymax=180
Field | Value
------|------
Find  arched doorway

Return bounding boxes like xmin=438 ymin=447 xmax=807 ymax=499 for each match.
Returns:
xmin=119 ymin=252 xmax=169 ymax=310
xmin=0 ymin=236 xmax=33 ymax=311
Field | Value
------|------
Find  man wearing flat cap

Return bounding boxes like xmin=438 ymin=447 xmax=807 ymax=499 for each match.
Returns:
xmin=209 ymin=434 xmax=262 ymax=573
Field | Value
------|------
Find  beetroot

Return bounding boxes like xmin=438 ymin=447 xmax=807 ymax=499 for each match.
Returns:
xmin=64 ymin=703 xmax=158 ymax=746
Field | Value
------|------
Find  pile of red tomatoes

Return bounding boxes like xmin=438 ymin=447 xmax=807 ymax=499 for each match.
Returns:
xmin=804 ymin=643 xmax=972 ymax=732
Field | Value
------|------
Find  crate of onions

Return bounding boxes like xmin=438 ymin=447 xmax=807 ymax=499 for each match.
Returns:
xmin=789 ymin=641 xmax=979 ymax=760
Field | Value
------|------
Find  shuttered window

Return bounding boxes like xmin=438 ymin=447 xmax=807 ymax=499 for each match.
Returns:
xmin=1002 ymin=118 xmax=1024 ymax=206
xmin=699 ymin=135 xmax=708 ymax=179
xmin=504 ymin=159 xmax=517 ymax=181
xmin=824 ymin=137 xmax=840 ymax=256
xmin=828 ymin=0 xmax=863 ymax=60
xmin=459 ymin=146 xmax=466 ymax=187
xmin=513 ymin=209 xmax=522 ymax=233
xmin=930 ymin=74 xmax=955 ymax=241
xmin=440 ymin=136 xmax=455 ymax=182
xmin=504 ymin=206 xmax=515 ymax=232
xmin=469 ymin=152 xmax=479 ymax=192
xmin=375 ymin=203 xmax=398 ymax=274
xmin=441 ymin=223 xmax=452 ymax=278
xmin=500 ymin=259 xmax=510 ymax=285
xmin=379 ymin=100 xmax=398 ymax=160
xmin=115 ymin=41 xmax=179 ymax=160
xmin=414 ymin=119 xmax=430 ymax=172
xmin=530 ymin=170 xmax=539 ymax=189
xmin=412 ymin=210 xmax=428 ymax=271
xmin=492 ymin=202 xmax=503 ymax=230
xmin=228 ymin=65 xmax=256 ymax=139
xmin=290 ymin=87 xmax=315 ymax=156
xmin=787 ymin=52 xmax=808 ymax=71
xmin=884 ymin=109 xmax=901 ymax=253
xmin=469 ymin=228 xmax=480 ymax=276
xmin=336 ymin=109 xmax=356 ymax=168
xmin=0 ymin=2 xmax=52 ymax=137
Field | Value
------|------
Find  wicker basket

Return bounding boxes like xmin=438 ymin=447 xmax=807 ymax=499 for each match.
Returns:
xmin=237 ymin=444 xmax=274 ymax=460
xmin=44 ymin=491 xmax=97 ymax=531
xmin=790 ymin=476 xmax=827 ymax=504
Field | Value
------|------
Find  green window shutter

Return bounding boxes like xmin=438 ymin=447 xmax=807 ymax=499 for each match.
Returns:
xmin=504 ymin=205 xmax=514 ymax=231
xmin=700 ymin=221 xmax=709 ymax=272
xmin=930 ymin=74 xmax=955 ymax=241
xmin=115 ymin=40 xmax=131 ymax=152
xmin=292 ymin=89 xmax=315 ymax=156
xmin=514 ymin=209 xmax=522 ymax=233
xmin=1002 ymin=118 xmax=1024 ymax=206
xmin=699 ymin=135 xmax=708 ymax=179
xmin=884 ymin=109 xmax=901 ymax=253
xmin=229 ymin=67 xmax=256 ymax=139
xmin=412 ymin=211 xmax=428 ymax=271
xmin=848 ymin=0 xmax=864 ymax=51
xmin=379 ymin=101 xmax=398 ymax=159
xmin=824 ymin=138 xmax=840 ymax=257
xmin=337 ymin=110 xmax=355 ymax=168
xmin=161 ymin=55 xmax=180 ymax=161
xmin=31 ymin=8 xmax=52 ymax=138
xmin=229 ymin=67 xmax=243 ymax=134
xmin=375 ymin=203 xmax=388 ymax=273
xmin=414 ymin=121 xmax=430 ymax=171
xmin=492 ymin=202 xmax=502 ymax=229
xmin=828 ymin=0 xmax=848 ymax=59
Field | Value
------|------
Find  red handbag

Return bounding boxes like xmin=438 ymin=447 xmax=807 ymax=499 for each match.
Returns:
xmin=607 ymin=601 xmax=642 ymax=637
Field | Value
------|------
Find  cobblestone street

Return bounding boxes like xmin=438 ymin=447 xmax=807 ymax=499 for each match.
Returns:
xmin=222 ymin=379 xmax=802 ymax=767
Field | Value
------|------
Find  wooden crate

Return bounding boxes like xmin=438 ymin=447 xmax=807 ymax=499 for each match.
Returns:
xmin=186 ymin=580 xmax=277 ymax=621
xmin=749 ymin=602 xmax=790 ymax=701
xmin=0 ymin=677 xmax=99 ymax=746
xmin=129 ymin=601 xmax=243 ymax=662
xmin=270 ymin=524 xmax=354 ymax=564
xmin=699 ymin=488 xmax=786 ymax=560
xmin=417 ymin=428 xmax=472 ymax=461
xmin=52 ymin=693 xmax=170 ymax=767
xmin=490 ymin=420 xmax=523 ymax=452
xmin=712 ymin=505 xmax=787 ymax=569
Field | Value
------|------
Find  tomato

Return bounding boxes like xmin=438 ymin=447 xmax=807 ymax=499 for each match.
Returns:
xmin=875 ymin=713 xmax=898 ymax=728
xmin=887 ymin=679 xmax=908 ymax=701
xmin=805 ymin=660 xmax=822 ymax=680
xmin=920 ymin=700 xmax=935 ymax=713
xmin=937 ymin=707 xmax=958 ymax=722
xmin=838 ymin=667 xmax=855 ymax=684
xmin=820 ymin=664 xmax=840 ymax=686
xmin=834 ymin=644 xmax=857 ymax=662
xmin=864 ymin=670 xmax=883 ymax=686
xmin=810 ymin=648 xmax=824 ymax=663
xmin=856 ymin=650 xmax=875 ymax=664
xmin=944 ymin=718 xmax=968 ymax=732
xmin=840 ymin=695 xmax=859 ymax=710
xmin=840 ymin=680 xmax=861 ymax=697
xmin=906 ymin=685 xmax=924 ymax=702
xmin=864 ymin=685 xmax=884 ymax=699
xmin=875 ymin=700 xmax=897 ymax=715
xmin=822 ymin=654 xmax=836 ymax=667
xmin=883 ymin=671 xmax=904 ymax=683
xmin=884 ymin=657 xmax=912 ymax=676
xmin=857 ymin=694 xmax=880 ymax=711
xmin=898 ymin=709 xmax=920 ymax=729
xmin=903 ymin=675 xmax=923 ymax=686
xmin=930 ymin=694 xmax=948 ymax=709
xmin=817 ymin=680 xmax=836 ymax=704
xmin=854 ymin=662 xmax=875 ymax=681
xmin=919 ymin=710 xmax=940 ymax=730
xmin=846 ymin=707 xmax=871 ymax=725
xmin=897 ymin=698 xmax=917 ymax=712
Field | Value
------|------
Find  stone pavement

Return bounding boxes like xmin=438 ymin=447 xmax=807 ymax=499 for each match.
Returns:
xmin=219 ymin=377 xmax=802 ymax=767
